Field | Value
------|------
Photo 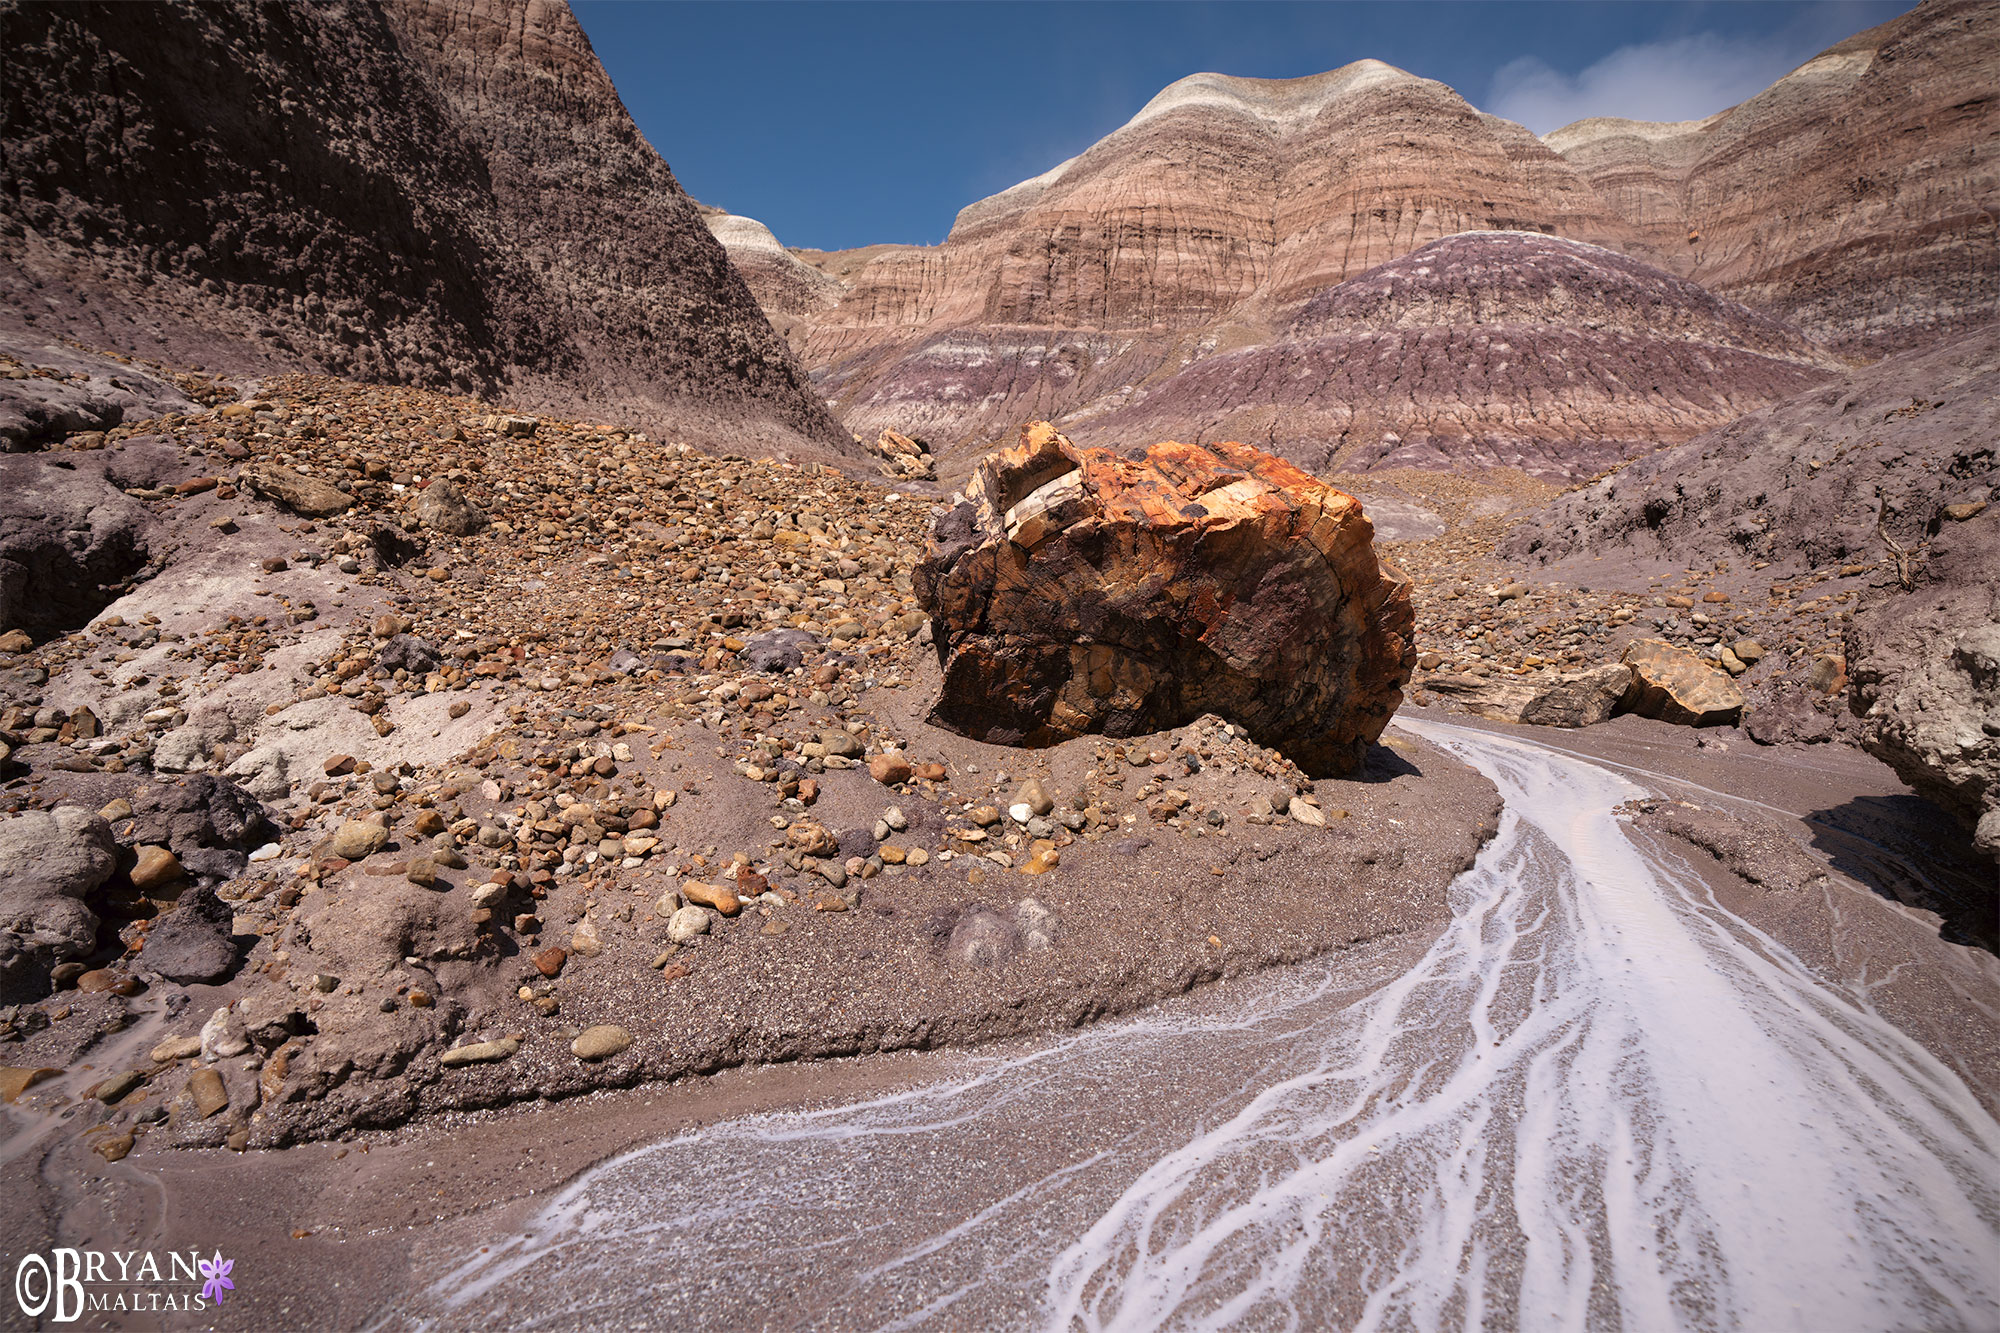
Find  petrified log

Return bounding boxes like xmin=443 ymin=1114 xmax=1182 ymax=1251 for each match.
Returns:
xmin=914 ymin=422 xmax=1415 ymax=776
xmin=1620 ymin=639 xmax=1745 ymax=726
xmin=1419 ymin=663 xmax=1633 ymax=729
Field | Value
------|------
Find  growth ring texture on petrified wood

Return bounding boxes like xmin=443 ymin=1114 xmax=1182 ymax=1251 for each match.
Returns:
xmin=914 ymin=423 xmax=1416 ymax=776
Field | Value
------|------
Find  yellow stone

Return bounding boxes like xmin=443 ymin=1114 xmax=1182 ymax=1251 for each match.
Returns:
xmin=0 ymin=1067 xmax=58 ymax=1103
xmin=681 ymin=879 xmax=741 ymax=916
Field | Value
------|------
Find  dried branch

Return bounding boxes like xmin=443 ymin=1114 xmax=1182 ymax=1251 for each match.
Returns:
xmin=1876 ymin=501 xmax=1916 ymax=591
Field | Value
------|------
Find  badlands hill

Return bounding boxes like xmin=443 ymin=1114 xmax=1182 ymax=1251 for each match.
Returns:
xmin=708 ymin=0 xmax=1996 ymax=468
xmin=768 ymin=56 xmax=1629 ymax=465
xmin=1073 ymin=232 xmax=1839 ymax=479
xmin=0 ymin=0 xmax=848 ymax=457
xmin=1551 ymin=0 xmax=1999 ymax=353
xmin=1508 ymin=325 xmax=2000 ymax=846
xmin=696 ymin=205 xmax=844 ymax=346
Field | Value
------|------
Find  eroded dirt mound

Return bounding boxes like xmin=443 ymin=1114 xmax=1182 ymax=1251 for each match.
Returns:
xmin=1503 ymin=328 xmax=1999 ymax=573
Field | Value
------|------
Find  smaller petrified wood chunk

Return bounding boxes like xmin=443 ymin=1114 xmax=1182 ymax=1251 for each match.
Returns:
xmin=915 ymin=422 xmax=1415 ymax=776
xmin=1620 ymin=639 xmax=1745 ymax=726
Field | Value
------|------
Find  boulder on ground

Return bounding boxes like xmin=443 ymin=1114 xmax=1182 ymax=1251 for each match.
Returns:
xmin=441 ymin=1037 xmax=518 ymax=1068
xmin=571 ymin=1025 xmax=632 ymax=1061
xmin=125 ymin=774 xmax=271 ymax=881
xmin=1744 ymin=687 xmax=1838 ymax=746
xmin=1415 ymin=675 xmax=1540 ymax=722
xmin=0 ymin=454 xmax=154 ymax=636
xmin=738 ymin=628 xmax=819 ymax=673
xmin=128 ymin=845 xmax=185 ymax=892
xmin=915 ymin=423 xmax=1414 ymax=776
xmin=226 ymin=745 xmax=297 ymax=800
xmin=140 ymin=884 xmax=241 ymax=984
xmin=411 ymin=479 xmax=486 ymax=535
xmin=376 ymin=633 xmax=441 ymax=676
xmin=238 ymin=462 xmax=351 ymax=517
xmin=871 ymin=429 xmax=936 ymax=479
xmin=1522 ymin=664 xmax=1636 ymax=727
xmin=329 ymin=820 xmax=387 ymax=862
xmin=1620 ymin=640 xmax=1745 ymax=726
xmin=0 ymin=807 xmax=118 ymax=1000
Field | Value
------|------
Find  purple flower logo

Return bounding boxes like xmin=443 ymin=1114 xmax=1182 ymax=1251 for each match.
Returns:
xmin=198 ymin=1252 xmax=234 ymax=1305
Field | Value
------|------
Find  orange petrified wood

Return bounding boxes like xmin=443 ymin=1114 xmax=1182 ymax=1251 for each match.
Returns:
xmin=914 ymin=422 xmax=1415 ymax=776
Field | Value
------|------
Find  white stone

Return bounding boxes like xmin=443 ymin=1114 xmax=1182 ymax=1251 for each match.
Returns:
xmin=668 ymin=905 xmax=711 ymax=943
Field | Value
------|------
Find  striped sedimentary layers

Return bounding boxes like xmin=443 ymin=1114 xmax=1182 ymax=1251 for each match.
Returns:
xmin=706 ymin=1 xmax=1994 ymax=468
xmin=1077 ymin=233 xmax=1840 ymax=480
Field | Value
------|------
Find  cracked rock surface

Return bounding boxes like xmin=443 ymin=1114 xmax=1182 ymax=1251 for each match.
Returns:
xmin=917 ymin=423 xmax=1415 ymax=776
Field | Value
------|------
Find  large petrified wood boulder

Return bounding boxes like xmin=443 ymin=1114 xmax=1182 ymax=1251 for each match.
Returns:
xmin=914 ymin=423 xmax=1415 ymax=776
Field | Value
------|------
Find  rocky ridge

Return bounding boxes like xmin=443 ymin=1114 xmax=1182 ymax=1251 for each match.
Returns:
xmin=1549 ymin=0 xmax=2000 ymax=353
xmin=1508 ymin=326 xmax=2000 ymax=853
xmin=0 ymin=0 xmax=847 ymax=457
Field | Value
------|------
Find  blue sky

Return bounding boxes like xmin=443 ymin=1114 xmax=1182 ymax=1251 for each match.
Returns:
xmin=572 ymin=1 xmax=1909 ymax=252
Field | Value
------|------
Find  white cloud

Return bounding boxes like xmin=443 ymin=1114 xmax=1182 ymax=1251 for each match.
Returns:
xmin=1488 ymin=30 xmax=1834 ymax=134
